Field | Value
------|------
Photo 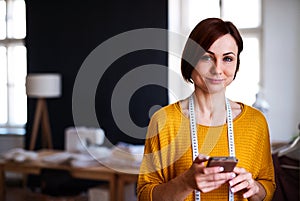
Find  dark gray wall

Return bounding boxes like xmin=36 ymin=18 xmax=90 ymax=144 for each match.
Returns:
xmin=25 ymin=1 xmax=168 ymax=149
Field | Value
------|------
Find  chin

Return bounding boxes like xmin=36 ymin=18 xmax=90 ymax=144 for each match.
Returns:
xmin=206 ymin=86 xmax=226 ymax=94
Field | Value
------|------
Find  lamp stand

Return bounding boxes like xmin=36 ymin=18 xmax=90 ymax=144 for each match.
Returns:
xmin=29 ymin=98 xmax=53 ymax=150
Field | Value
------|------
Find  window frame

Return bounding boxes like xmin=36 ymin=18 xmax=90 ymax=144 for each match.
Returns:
xmin=0 ymin=0 xmax=26 ymax=134
xmin=168 ymin=0 xmax=263 ymax=105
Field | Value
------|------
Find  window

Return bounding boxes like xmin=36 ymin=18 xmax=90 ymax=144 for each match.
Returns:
xmin=168 ymin=0 xmax=262 ymax=105
xmin=0 ymin=0 xmax=26 ymax=133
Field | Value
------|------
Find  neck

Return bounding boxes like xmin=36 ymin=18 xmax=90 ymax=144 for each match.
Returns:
xmin=190 ymin=90 xmax=228 ymax=126
xmin=193 ymin=90 xmax=226 ymax=115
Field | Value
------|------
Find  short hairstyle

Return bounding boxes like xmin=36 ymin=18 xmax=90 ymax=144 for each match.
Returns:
xmin=181 ymin=18 xmax=243 ymax=83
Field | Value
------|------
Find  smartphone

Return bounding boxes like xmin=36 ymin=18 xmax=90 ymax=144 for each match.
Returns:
xmin=206 ymin=156 xmax=238 ymax=172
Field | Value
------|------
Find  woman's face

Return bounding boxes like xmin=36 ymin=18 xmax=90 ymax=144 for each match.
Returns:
xmin=191 ymin=34 xmax=238 ymax=94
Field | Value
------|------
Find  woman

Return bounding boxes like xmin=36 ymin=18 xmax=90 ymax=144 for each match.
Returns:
xmin=137 ymin=18 xmax=275 ymax=201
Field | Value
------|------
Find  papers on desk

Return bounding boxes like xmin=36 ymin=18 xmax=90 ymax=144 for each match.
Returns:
xmin=112 ymin=142 xmax=144 ymax=161
xmin=42 ymin=152 xmax=73 ymax=164
xmin=101 ymin=142 xmax=144 ymax=169
xmin=1 ymin=148 xmax=38 ymax=162
xmin=71 ymin=142 xmax=145 ymax=169
xmin=1 ymin=142 xmax=145 ymax=169
xmin=70 ymin=142 xmax=144 ymax=169
xmin=71 ymin=147 xmax=111 ymax=167
xmin=41 ymin=147 xmax=111 ymax=167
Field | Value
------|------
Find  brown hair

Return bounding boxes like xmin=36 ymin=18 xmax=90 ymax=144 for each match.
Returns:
xmin=181 ymin=18 xmax=243 ymax=83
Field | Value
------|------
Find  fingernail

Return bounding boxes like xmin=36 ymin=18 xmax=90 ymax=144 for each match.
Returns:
xmin=231 ymin=188 xmax=235 ymax=193
xmin=219 ymin=167 xmax=224 ymax=172
xmin=231 ymin=173 xmax=236 ymax=178
xmin=229 ymin=181 xmax=233 ymax=186
xmin=198 ymin=155 xmax=209 ymax=160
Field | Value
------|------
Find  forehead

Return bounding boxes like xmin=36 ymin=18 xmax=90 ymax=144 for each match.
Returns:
xmin=208 ymin=34 xmax=238 ymax=54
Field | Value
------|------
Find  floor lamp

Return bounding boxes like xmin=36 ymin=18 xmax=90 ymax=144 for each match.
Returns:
xmin=26 ymin=74 xmax=61 ymax=150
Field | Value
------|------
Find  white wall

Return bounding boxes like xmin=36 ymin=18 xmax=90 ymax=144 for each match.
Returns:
xmin=168 ymin=0 xmax=300 ymax=143
xmin=263 ymin=0 xmax=300 ymax=142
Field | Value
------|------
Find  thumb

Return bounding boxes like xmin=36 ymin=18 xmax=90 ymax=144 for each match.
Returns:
xmin=193 ymin=154 xmax=209 ymax=164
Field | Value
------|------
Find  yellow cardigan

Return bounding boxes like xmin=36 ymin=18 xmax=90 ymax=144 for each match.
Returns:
xmin=137 ymin=102 xmax=275 ymax=201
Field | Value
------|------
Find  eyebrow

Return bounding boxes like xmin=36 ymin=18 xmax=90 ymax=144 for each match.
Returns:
xmin=207 ymin=50 xmax=236 ymax=56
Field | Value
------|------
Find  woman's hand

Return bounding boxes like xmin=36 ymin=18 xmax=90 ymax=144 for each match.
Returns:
xmin=230 ymin=167 xmax=266 ymax=200
xmin=182 ymin=155 xmax=236 ymax=193
xmin=153 ymin=155 xmax=239 ymax=201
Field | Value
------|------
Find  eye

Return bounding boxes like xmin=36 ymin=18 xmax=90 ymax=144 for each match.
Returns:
xmin=223 ymin=56 xmax=233 ymax=62
xmin=200 ymin=55 xmax=213 ymax=62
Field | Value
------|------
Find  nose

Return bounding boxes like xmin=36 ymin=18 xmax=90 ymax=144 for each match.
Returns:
xmin=210 ymin=59 xmax=222 ymax=75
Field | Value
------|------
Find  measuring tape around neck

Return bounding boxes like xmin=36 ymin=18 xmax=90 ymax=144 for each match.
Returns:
xmin=189 ymin=95 xmax=235 ymax=201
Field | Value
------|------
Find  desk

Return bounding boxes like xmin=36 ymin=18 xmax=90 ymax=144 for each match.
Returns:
xmin=0 ymin=150 xmax=139 ymax=201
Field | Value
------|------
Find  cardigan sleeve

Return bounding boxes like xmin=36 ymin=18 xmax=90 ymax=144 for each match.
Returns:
xmin=257 ymin=121 xmax=276 ymax=201
xmin=137 ymin=112 xmax=165 ymax=201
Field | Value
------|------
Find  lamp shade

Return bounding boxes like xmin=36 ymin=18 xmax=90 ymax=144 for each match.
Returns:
xmin=26 ymin=73 xmax=61 ymax=98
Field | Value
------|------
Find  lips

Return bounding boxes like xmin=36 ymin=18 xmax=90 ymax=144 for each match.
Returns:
xmin=206 ymin=77 xmax=225 ymax=84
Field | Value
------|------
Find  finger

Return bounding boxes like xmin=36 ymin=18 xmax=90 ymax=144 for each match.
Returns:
xmin=199 ymin=179 xmax=226 ymax=188
xmin=194 ymin=154 xmax=209 ymax=164
xmin=230 ymin=183 xmax=248 ymax=193
xmin=198 ymin=179 xmax=227 ymax=193
xmin=242 ymin=183 xmax=259 ymax=198
xmin=201 ymin=185 xmax=222 ymax=193
xmin=203 ymin=166 xmax=225 ymax=174
xmin=246 ymin=178 xmax=254 ymax=189
xmin=243 ymin=189 xmax=254 ymax=199
xmin=204 ymin=172 xmax=236 ymax=182
xmin=233 ymin=167 xmax=247 ymax=174
xmin=230 ymin=180 xmax=249 ymax=194
xmin=230 ymin=171 xmax=252 ymax=187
